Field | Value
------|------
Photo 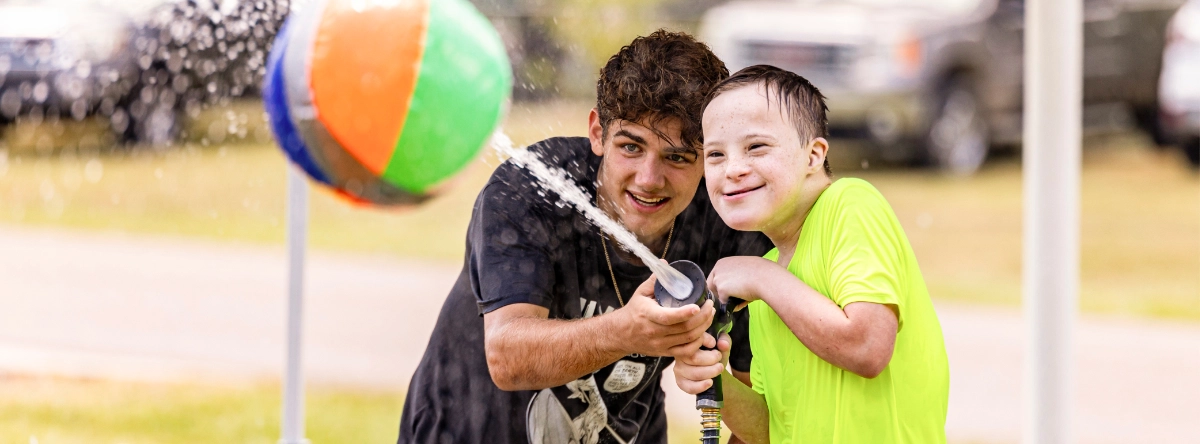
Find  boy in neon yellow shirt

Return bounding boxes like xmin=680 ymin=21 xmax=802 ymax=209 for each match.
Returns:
xmin=672 ymin=65 xmax=950 ymax=443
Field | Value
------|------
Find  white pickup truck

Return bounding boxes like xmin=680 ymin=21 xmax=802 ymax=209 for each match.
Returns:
xmin=701 ymin=0 xmax=1184 ymax=174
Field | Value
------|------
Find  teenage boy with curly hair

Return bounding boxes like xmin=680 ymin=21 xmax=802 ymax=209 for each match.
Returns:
xmin=398 ymin=31 xmax=772 ymax=444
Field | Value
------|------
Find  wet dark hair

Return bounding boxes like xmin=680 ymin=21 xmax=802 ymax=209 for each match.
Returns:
xmin=595 ymin=29 xmax=729 ymax=150
xmin=704 ymin=64 xmax=833 ymax=175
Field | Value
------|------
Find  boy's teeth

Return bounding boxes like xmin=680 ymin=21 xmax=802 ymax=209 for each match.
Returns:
xmin=633 ymin=195 xmax=664 ymax=204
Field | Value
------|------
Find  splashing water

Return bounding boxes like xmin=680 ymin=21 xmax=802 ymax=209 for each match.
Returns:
xmin=491 ymin=133 xmax=694 ymax=301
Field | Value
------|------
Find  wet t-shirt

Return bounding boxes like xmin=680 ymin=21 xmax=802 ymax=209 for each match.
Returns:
xmin=398 ymin=137 xmax=772 ymax=444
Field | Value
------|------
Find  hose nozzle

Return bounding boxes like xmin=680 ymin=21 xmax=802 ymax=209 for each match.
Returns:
xmin=653 ymin=260 xmax=738 ymax=444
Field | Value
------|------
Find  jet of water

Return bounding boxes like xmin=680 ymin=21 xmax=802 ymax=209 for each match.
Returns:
xmin=491 ymin=133 xmax=694 ymax=301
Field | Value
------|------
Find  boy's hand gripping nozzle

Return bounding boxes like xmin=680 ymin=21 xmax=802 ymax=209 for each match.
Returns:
xmin=654 ymin=260 xmax=742 ymax=444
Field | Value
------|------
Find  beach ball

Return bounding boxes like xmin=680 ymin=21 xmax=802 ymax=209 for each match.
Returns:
xmin=263 ymin=0 xmax=512 ymax=205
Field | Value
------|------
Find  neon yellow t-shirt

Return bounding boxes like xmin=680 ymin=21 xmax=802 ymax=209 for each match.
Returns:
xmin=749 ymin=178 xmax=949 ymax=443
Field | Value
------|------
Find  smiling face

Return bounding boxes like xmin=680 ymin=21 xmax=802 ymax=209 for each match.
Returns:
xmin=702 ymin=84 xmax=830 ymax=241
xmin=588 ymin=109 xmax=704 ymax=246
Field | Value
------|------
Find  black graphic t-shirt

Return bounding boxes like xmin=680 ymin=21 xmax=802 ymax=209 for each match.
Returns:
xmin=398 ymin=137 xmax=772 ymax=444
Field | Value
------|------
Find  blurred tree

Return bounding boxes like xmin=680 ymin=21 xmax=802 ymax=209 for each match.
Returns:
xmin=470 ymin=0 xmax=728 ymax=101
xmin=471 ymin=0 xmax=562 ymax=101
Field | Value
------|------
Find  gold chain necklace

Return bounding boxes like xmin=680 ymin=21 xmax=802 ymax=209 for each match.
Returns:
xmin=601 ymin=220 xmax=674 ymax=307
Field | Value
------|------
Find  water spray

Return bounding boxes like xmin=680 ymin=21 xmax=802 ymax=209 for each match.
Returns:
xmin=654 ymin=260 xmax=740 ymax=444
xmin=491 ymin=134 xmax=695 ymax=299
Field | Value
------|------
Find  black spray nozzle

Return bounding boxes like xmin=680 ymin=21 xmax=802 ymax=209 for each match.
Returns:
xmin=652 ymin=260 xmax=736 ymax=329
xmin=653 ymin=260 xmax=737 ymax=410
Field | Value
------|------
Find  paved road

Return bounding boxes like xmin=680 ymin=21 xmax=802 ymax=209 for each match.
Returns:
xmin=1 ymin=226 xmax=1197 ymax=443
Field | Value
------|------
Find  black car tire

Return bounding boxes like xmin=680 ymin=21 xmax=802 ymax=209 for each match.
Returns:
xmin=1135 ymin=106 xmax=1171 ymax=148
xmin=128 ymin=103 xmax=181 ymax=147
xmin=1183 ymin=137 xmax=1200 ymax=169
xmin=113 ymin=85 xmax=182 ymax=147
xmin=926 ymin=76 xmax=990 ymax=175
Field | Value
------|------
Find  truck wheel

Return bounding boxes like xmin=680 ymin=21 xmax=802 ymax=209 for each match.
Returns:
xmin=927 ymin=77 xmax=989 ymax=175
xmin=115 ymin=100 xmax=181 ymax=147
xmin=132 ymin=104 xmax=180 ymax=146
xmin=1135 ymin=106 xmax=1170 ymax=148
xmin=1183 ymin=138 xmax=1200 ymax=169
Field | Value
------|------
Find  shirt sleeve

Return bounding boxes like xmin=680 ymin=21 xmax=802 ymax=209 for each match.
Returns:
xmin=469 ymin=174 xmax=558 ymax=315
xmin=827 ymin=185 xmax=907 ymax=329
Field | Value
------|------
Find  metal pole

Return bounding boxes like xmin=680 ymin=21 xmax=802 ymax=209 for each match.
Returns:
xmin=281 ymin=166 xmax=310 ymax=444
xmin=1023 ymin=0 xmax=1081 ymax=443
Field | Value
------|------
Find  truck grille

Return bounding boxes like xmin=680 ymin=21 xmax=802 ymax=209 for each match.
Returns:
xmin=0 ymin=38 xmax=58 ymax=72
xmin=738 ymin=40 xmax=854 ymax=88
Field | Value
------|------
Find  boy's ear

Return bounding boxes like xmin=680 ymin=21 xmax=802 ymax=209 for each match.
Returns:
xmin=808 ymin=137 xmax=830 ymax=173
xmin=588 ymin=109 xmax=606 ymax=156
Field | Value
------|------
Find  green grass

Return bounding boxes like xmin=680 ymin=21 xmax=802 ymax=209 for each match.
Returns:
xmin=0 ymin=376 xmax=402 ymax=444
xmin=0 ymin=375 xmax=720 ymax=444
xmin=5 ymin=103 xmax=1195 ymax=319
xmin=842 ymin=135 xmax=1200 ymax=320
xmin=0 ymin=100 xmax=593 ymax=262
xmin=3 ymin=108 xmax=1191 ymax=442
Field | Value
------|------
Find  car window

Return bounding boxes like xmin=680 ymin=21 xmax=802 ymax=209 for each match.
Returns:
xmin=0 ymin=0 xmax=175 ymax=17
xmin=799 ymin=0 xmax=984 ymax=15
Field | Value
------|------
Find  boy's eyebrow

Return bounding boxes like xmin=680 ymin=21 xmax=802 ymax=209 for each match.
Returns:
xmin=615 ymin=129 xmax=694 ymax=154
xmin=612 ymin=129 xmax=647 ymax=145
xmin=664 ymin=145 xmax=700 ymax=155
xmin=741 ymin=132 xmax=779 ymax=141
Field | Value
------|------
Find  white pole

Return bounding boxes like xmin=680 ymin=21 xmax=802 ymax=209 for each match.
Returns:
xmin=281 ymin=166 xmax=310 ymax=444
xmin=1023 ymin=0 xmax=1081 ymax=443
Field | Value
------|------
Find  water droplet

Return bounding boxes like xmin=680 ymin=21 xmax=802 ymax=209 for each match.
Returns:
xmin=62 ymin=167 xmax=82 ymax=191
xmin=73 ymin=60 xmax=92 ymax=78
xmin=916 ymin=212 xmax=934 ymax=229
xmin=70 ymin=99 xmax=88 ymax=121
xmin=110 ymin=108 xmax=129 ymax=132
xmin=0 ymin=89 xmax=19 ymax=118
xmin=167 ymin=53 xmax=184 ymax=73
xmin=207 ymin=121 xmax=227 ymax=143
xmin=140 ymin=86 xmax=156 ymax=104
xmin=172 ymin=75 xmax=191 ymax=94
xmin=39 ymin=180 xmax=55 ymax=201
xmin=84 ymin=159 xmax=103 ymax=183
xmin=34 ymin=134 xmax=52 ymax=154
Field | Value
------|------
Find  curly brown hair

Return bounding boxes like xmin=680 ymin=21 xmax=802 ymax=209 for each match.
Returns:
xmin=595 ymin=29 xmax=729 ymax=150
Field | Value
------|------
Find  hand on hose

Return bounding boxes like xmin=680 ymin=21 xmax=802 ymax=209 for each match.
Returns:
xmin=672 ymin=331 xmax=730 ymax=395
xmin=708 ymin=256 xmax=779 ymax=312
xmin=614 ymin=275 xmax=716 ymax=358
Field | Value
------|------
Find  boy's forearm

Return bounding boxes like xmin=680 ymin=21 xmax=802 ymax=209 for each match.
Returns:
xmin=719 ymin=369 xmax=770 ymax=443
xmin=754 ymin=267 xmax=894 ymax=378
xmin=485 ymin=311 xmax=627 ymax=391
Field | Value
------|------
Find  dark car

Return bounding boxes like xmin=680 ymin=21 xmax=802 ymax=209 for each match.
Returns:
xmin=1158 ymin=0 xmax=1200 ymax=167
xmin=701 ymin=0 xmax=1185 ymax=174
xmin=0 ymin=0 xmax=287 ymax=146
